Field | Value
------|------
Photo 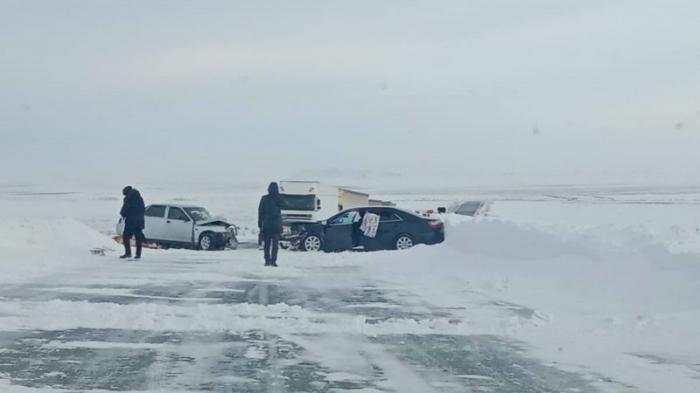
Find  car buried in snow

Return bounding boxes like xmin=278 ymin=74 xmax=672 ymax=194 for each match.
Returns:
xmin=281 ymin=206 xmax=445 ymax=252
xmin=118 ymin=204 xmax=239 ymax=251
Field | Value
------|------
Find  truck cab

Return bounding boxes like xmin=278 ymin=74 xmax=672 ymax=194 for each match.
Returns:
xmin=278 ymin=181 xmax=321 ymax=222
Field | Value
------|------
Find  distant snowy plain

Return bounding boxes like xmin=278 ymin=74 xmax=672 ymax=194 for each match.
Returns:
xmin=1 ymin=182 xmax=698 ymax=392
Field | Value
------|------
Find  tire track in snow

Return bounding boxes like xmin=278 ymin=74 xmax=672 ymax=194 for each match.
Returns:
xmin=0 ymin=250 xmax=604 ymax=392
xmin=253 ymin=282 xmax=287 ymax=393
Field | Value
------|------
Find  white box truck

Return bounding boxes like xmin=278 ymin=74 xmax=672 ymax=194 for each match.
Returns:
xmin=337 ymin=188 xmax=369 ymax=211
xmin=278 ymin=181 xmax=370 ymax=223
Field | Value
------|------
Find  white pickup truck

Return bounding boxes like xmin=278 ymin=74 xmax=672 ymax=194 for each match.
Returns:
xmin=118 ymin=204 xmax=239 ymax=251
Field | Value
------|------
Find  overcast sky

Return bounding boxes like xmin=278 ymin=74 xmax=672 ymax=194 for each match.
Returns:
xmin=1 ymin=0 xmax=698 ymax=186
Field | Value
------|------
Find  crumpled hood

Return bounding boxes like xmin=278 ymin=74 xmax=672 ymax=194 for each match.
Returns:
xmin=195 ymin=217 xmax=232 ymax=227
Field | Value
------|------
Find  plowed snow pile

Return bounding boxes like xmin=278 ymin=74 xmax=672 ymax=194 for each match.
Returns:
xmin=368 ymin=217 xmax=700 ymax=392
xmin=0 ymin=218 xmax=117 ymax=283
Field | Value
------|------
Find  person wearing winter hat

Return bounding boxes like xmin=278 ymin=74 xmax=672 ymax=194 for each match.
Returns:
xmin=119 ymin=186 xmax=146 ymax=259
xmin=258 ymin=182 xmax=283 ymax=266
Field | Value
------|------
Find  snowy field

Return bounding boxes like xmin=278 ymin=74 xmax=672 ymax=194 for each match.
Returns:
xmin=1 ymin=182 xmax=699 ymax=392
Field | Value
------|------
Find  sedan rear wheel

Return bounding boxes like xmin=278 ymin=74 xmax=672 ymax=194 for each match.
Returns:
xmin=302 ymin=235 xmax=322 ymax=252
xmin=395 ymin=234 xmax=414 ymax=250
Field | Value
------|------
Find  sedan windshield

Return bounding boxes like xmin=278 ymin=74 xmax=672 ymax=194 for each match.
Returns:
xmin=184 ymin=207 xmax=211 ymax=221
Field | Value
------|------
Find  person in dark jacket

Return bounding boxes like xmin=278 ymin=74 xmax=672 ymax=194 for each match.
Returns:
xmin=258 ymin=182 xmax=283 ymax=266
xmin=120 ymin=186 xmax=146 ymax=259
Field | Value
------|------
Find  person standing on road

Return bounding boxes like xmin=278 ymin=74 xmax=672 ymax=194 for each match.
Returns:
xmin=258 ymin=182 xmax=283 ymax=266
xmin=120 ymin=186 xmax=146 ymax=259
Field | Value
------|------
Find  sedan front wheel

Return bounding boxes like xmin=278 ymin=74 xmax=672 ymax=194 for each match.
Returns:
xmin=302 ymin=235 xmax=322 ymax=252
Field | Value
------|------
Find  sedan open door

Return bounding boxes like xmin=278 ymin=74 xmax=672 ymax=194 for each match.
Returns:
xmin=322 ymin=210 xmax=356 ymax=251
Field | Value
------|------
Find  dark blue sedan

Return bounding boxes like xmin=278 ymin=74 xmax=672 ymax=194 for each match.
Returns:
xmin=282 ymin=207 xmax=445 ymax=252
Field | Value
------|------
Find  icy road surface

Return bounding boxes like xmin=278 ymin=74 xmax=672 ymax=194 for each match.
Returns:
xmin=0 ymin=248 xmax=601 ymax=393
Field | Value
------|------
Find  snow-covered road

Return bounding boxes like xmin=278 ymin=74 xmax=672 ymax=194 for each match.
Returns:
xmin=0 ymin=248 xmax=601 ymax=392
xmin=2 ymin=183 xmax=700 ymax=392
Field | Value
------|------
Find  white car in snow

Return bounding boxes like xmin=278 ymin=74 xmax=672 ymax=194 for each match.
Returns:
xmin=118 ymin=204 xmax=239 ymax=251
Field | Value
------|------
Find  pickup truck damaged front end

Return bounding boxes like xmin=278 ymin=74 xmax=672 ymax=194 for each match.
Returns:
xmin=193 ymin=219 xmax=239 ymax=250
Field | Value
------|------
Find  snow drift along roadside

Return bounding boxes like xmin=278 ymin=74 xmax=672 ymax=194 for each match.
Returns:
xmin=0 ymin=218 xmax=118 ymax=284
xmin=366 ymin=217 xmax=700 ymax=393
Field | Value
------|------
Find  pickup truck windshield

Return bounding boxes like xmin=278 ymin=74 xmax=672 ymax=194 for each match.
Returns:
xmin=184 ymin=207 xmax=211 ymax=221
xmin=278 ymin=194 xmax=317 ymax=211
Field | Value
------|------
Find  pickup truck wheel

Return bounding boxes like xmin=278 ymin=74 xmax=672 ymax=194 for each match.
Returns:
xmin=302 ymin=235 xmax=322 ymax=252
xmin=199 ymin=233 xmax=214 ymax=251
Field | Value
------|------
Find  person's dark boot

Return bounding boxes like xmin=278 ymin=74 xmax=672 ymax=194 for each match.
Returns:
xmin=271 ymin=261 xmax=278 ymax=267
xmin=122 ymin=242 xmax=131 ymax=259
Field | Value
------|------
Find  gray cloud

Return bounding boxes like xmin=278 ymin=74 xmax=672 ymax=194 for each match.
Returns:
xmin=1 ymin=0 xmax=698 ymax=185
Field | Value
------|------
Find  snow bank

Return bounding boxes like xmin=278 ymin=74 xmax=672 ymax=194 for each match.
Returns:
xmin=489 ymin=200 xmax=700 ymax=255
xmin=366 ymin=218 xmax=700 ymax=393
xmin=0 ymin=218 xmax=118 ymax=284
